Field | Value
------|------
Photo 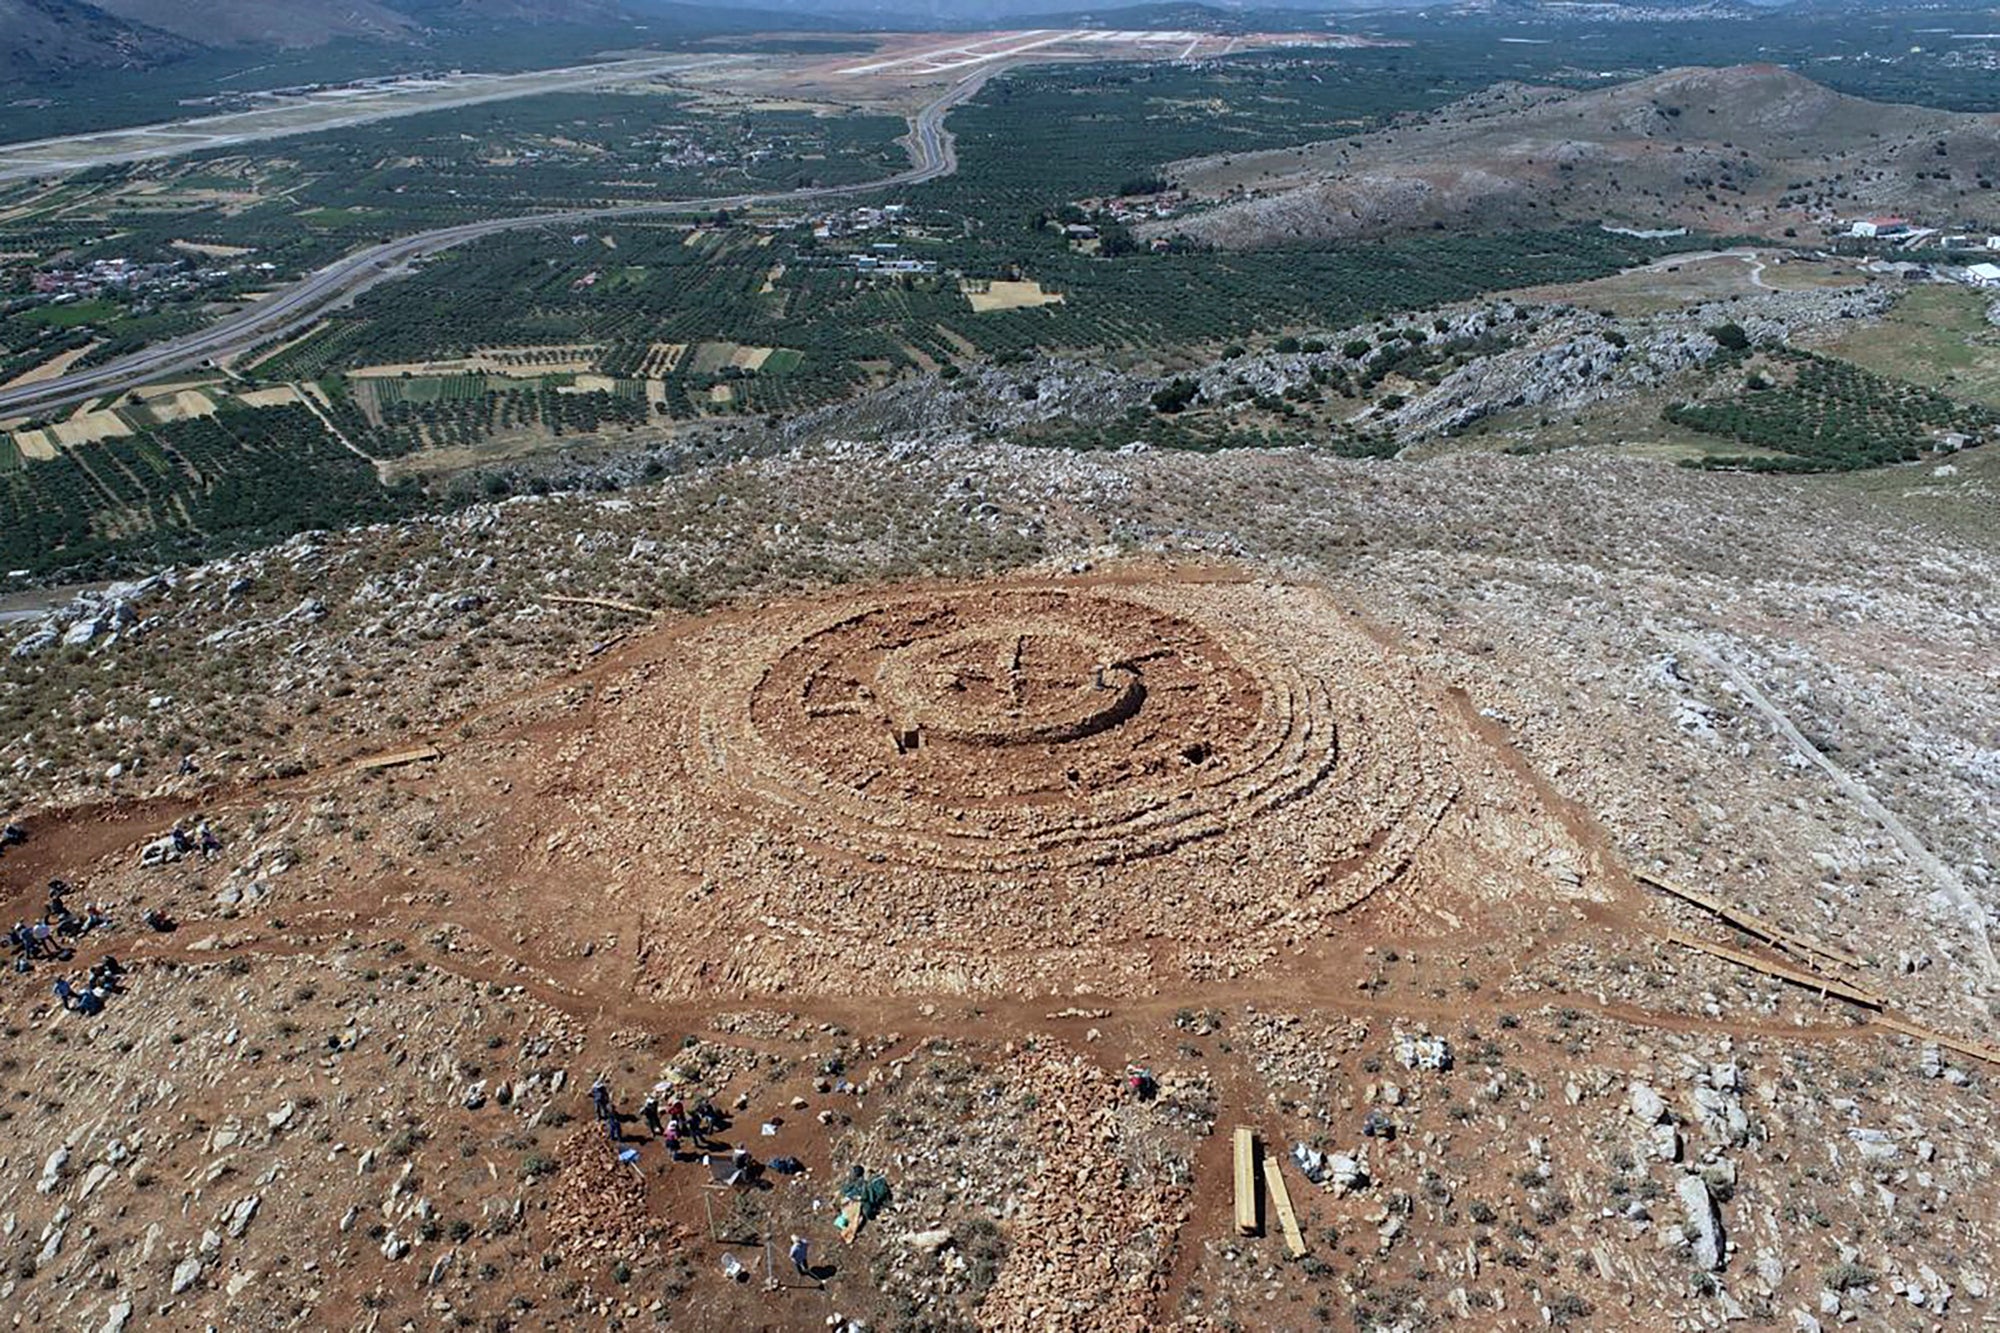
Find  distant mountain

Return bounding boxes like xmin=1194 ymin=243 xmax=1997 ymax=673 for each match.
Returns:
xmin=1150 ymin=64 xmax=2000 ymax=248
xmin=80 ymin=0 xmax=645 ymax=49
xmin=0 ymin=0 xmax=774 ymax=82
xmin=83 ymin=0 xmax=419 ymax=47
xmin=0 ymin=0 xmax=192 ymax=79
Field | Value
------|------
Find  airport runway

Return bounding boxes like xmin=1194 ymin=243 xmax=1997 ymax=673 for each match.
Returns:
xmin=0 ymin=54 xmax=745 ymax=185
xmin=0 ymin=69 xmax=994 ymax=422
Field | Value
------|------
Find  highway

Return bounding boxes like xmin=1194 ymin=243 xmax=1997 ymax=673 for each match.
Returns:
xmin=0 ymin=69 xmax=993 ymax=422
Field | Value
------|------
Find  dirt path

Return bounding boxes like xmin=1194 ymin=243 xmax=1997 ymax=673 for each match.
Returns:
xmin=292 ymin=379 xmax=384 ymax=478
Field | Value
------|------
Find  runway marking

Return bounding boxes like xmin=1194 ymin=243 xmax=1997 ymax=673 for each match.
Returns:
xmin=838 ymin=30 xmax=1089 ymax=76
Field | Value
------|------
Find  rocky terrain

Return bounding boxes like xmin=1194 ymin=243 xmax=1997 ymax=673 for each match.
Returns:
xmin=0 ymin=391 xmax=1996 ymax=1327
xmin=1148 ymin=65 xmax=2000 ymax=249
xmin=755 ymin=257 xmax=1910 ymax=466
xmin=6 ymin=15 xmax=2000 ymax=1330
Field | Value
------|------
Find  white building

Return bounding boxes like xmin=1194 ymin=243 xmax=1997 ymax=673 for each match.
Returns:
xmin=1967 ymin=261 xmax=2000 ymax=288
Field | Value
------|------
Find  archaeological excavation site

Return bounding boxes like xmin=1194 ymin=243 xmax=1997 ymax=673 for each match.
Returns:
xmin=8 ymin=2 xmax=2000 ymax=1325
xmin=1 ymin=444 xmax=1996 ymax=1332
xmin=539 ymin=577 xmax=1481 ymax=998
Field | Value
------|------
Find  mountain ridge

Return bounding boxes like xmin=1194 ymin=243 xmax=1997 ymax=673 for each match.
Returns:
xmin=1147 ymin=63 xmax=2000 ymax=248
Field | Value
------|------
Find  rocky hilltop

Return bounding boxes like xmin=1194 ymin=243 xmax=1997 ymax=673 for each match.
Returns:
xmin=1147 ymin=65 xmax=2000 ymax=248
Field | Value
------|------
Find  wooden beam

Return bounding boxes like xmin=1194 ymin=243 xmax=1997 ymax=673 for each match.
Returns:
xmin=352 ymin=745 xmax=441 ymax=773
xmin=1873 ymin=1013 xmax=2000 ymax=1068
xmin=1662 ymin=928 xmax=1884 ymax=1008
xmin=1232 ymin=1125 xmax=1259 ymax=1236
xmin=1262 ymin=1153 xmax=1307 ymax=1258
xmin=1640 ymin=873 xmax=1865 ymax=972
xmin=540 ymin=593 xmax=656 ymax=617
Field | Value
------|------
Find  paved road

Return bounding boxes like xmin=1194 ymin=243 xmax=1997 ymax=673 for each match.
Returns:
xmin=0 ymin=69 xmax=994 ymax=422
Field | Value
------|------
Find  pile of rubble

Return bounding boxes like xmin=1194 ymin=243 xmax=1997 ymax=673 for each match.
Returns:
xmin=545 ymin=1130 xmax=678 ymax=1264
xmin=976 ymin=1046 xmax=1194 ymax=1332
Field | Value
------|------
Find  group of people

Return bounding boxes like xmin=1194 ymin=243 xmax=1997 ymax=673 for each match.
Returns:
xmin=585 ymin=1076 xmax=851 ymax=1290
xmin=5 ymin=878 xmax=130 ymax=1017
xmin=171 ymin=823 xmax=223 ymax=859
xmin=8 ymin=880 xmax=112 ymax=972
xmin=53 ymin=956 xmax=125 ymax=1015
xmin=138 ymin=820 xmax=223 ymax=869
xmin=591 ymin=1078 xmax=731 ymax=1159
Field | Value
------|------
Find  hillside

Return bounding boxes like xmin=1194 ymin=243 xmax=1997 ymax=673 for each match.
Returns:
xmin=1146 ymin=65 xmax=2000 ymax=248
xmin=86 ymin=0 xmax=418 ymax=47
xmin=0 ymin=0 xmax=640 ymax=76
xmin=0 ymin=0 xmax=191 ymax=78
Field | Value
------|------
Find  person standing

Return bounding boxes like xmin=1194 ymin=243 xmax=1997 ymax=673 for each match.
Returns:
xmin=789 ymin=1234 xmax=813 ymax=1284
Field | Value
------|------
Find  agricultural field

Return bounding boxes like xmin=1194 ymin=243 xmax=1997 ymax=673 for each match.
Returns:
xmin=0 ymin=90 xmax=909 ymax=376
xmin=254 ymin=208 xmax=1707 ymax=409
xmin=907 ymin=56 xmax=1492 ymax=223
xmin=331 ymin=378 xmax=652 ymax=460
xmin=19 ymin=298 xmax=120 ymax=330
xmin=1820 ymin=285 xmax=2000 ymax=409
xmin=5 ymin=42 xmax=1997 ymax=581
xmin=963 ymin=279 xmax=1063 ymax=313
xmin=0 ymin=401 xmax=424 ymax=573
xmin=1664 ymin=346 xmax=2000 ymax=472
xmin=0 ymin=52 xmax=1737 ymax=576
xmin=233 ymin=52 xmax=1727 ymax=424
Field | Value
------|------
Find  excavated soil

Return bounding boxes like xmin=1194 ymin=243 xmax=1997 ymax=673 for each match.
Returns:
xmin=5 ymin=549 xmax=1994 ymax=1333
xmin=454 ymin=572 xmax=1599 ymax=1000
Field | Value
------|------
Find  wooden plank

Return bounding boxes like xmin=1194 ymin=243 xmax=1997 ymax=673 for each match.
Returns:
xmin=541 ymin=593 xmax=656 ymax=617
xmin=1262 ymin=1153 xmax=1306 ymax=1258
xmin=1232 ymin=1125 xmax=1259 ymax=1236
xmin=353 ymin=745 xmax=441 ymax=772
xmin=1640 ymin=873 xmax=1866 ymax=971
xmin=1662 ymin=928 xmax=1884 ymax=1008
xmin=1873 ymin=1013 xmax=2000 ymax=1068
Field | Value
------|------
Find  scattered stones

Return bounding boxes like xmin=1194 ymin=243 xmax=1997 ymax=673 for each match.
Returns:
xmin=1395 ymin=1033 xmax=1452 ymax=1072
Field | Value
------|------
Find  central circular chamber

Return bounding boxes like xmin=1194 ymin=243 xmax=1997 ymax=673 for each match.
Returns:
xmin=751 ymin=588 xmax=1266 ymax=819
xmin=870 ymin=620 xmax=1143 ymax=748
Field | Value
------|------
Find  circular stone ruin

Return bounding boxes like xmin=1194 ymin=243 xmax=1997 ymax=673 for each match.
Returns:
xmin=568 ymin=578 xmax=1465 ymax=993
xmin=742 ymin=590 xmax=1275 ymax=860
